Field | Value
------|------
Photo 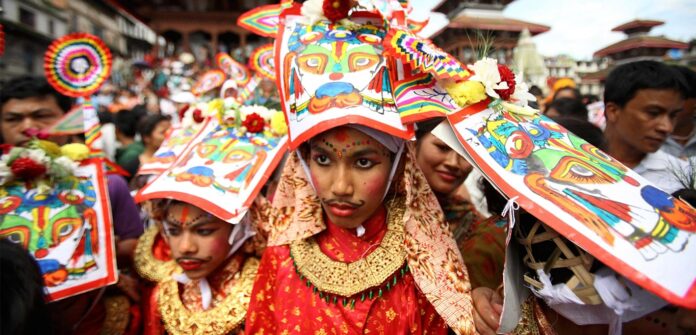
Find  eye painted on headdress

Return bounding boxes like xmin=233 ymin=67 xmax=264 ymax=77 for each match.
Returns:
xmin=300 ymin=31 xmax=324 ymax=44
xmin=297 ymin=54 xmax=328 ymax=75
xmin=0 ymin=227 xmax=29 ymax=248
xmin=549 ymin=156 xmax=614 ymax=184
xmin=357 ymin=33 xmax=382 ymax=44
xmin=327 ymin=30 xmax=354 ymax=41
xmin=348 ymin=52 xmax=380 ymax=72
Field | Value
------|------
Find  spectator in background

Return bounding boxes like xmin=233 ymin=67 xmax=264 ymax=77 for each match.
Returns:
xmin=138 ymin=114 xmax=171 ymax=165
xmin=552 ymin=86 xmax=581 ymax=102
xmin=528 ymin=85 xmax=544 ymax=110
xmin=129 ymin=114 xmax=172 ymax=190
xmin=115 ymin=107 xmax=146 ymax=178
xmin=545 ymin=97 xmax=589 ymax=121
xmin=661 ymin=66 xmax=696 ymax=159
xmin=0 ymin=76 xmax=72 ymax=146
xmin=603 ymin=60 xmax=689 ymax=194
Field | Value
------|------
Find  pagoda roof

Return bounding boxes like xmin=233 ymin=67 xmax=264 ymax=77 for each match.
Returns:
xmin=448 ymin=14 xmax=550 ymax=35
xmin=611 ymin=19 xmax=664 ymax=32
xmin=594 ymin=35 xmax=688 ymax=58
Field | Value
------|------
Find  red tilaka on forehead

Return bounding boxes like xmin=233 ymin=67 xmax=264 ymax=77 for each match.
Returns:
xmin=180 ymin=205 xmax=190 ymax=225
xmin=333 ymin=128 xmax=349 ymax=142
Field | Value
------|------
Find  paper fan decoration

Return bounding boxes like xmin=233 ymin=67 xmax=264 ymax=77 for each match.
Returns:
xmin=385 ymin=29 xmax=469 ymax=81
xmin=249 ymin=44 xmax=275 ymax=81
xmin=216 ymin=52 xmax=251 ymax=87
xmin=48 ymin=104 xmax=85 ymax=135
xmin=237 ymin=4 xmax=281 ymax=37
xmin=192 ymin=70 xmax=226 ymax=96
xmin=44 ymin=33 xmax=112 ymax=98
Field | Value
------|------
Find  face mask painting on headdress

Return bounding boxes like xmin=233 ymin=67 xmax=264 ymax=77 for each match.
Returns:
xmin=438 ymin=101 xmax=696 ymax=309
xmin=277 ymin=7 xmax=413 ymax=148
xmin=136 ymin=102 xmax=288 ymax=224
xmin=0 ymin=161 xmax=116 ymax=302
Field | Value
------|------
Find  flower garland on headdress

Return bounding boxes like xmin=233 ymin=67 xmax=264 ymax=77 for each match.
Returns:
xmin=0 ymin=132 xmax=90 ymax=191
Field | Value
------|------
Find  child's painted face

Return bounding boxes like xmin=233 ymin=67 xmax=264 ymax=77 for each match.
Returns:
xmin=162 ymin=203 xmax=232 ymax=280
xmin=307 ymin=126 xmax=393 ymax=229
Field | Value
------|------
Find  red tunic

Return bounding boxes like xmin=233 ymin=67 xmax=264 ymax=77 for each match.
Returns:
xmin=246 ymin=207 xmax=448 ymax=334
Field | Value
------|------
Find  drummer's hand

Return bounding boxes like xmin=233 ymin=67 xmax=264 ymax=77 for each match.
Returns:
xmin=472 ymin=287 xmax=503 ymax=335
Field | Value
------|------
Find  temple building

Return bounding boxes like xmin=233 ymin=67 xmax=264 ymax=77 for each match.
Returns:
xmin=121 ymin=0 xmax=275 ymax=62
xmin=583 ymin=19 xmax=688 ymax=82
xmin=432 ymin=0 xmax=549 ymax=65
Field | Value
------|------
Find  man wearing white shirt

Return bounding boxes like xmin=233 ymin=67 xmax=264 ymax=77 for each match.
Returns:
xmin=603 ymin=61 xmax=690 ymax=194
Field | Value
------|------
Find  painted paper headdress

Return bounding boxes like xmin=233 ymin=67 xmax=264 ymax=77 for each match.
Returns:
xmin=135 ymin=98 xmax=288 ymax=224
xmin=275 ymin=2 xmax=416 ymax=148
xmin=426 ymin=54 xmax=696 ymax=311
xmin=0 ymin=140 xmax=115 ymax=301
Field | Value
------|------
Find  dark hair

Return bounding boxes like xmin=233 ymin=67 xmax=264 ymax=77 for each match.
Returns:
xmin=672 ymin=65 xmax=696 ymax=99
xmin=552 ymin=86 xmax=581 ymax=102
xmin=604 ymin=60 xmax=689 ymax=108
xmin=0 ymin=76 xmax=73 ymax=113
xmin=138 ymin=114 xmax=171 ymax=140
xmin=546 ymin=98 xmax=589 ymax=121
xmin=114 ymin=106 xmax=147 ymax=138
xmin=673 ymin=188 xmax=696 ymax=207
xmin=415 ymin=118 xmax=445 ymax=139
xmin=528 ymin=85 xmax=543 ymax=97
xmin=553 ymin=117 xmax=606 ymax=150
xmin=0 ymin=240 xmax=52 ymax=335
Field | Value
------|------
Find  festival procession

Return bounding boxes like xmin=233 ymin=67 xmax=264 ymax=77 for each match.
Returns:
xmin=1 ymin=0 xmax=696 ymax=334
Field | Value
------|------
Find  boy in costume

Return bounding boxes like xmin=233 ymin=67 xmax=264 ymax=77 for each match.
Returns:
xmin=134 ymin=79 xmax=287 ymax=334
xmin=244 ymin=1 xmax=476 ymax=333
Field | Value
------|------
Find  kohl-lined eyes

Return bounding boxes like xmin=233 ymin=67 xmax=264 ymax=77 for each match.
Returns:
xmin=163 ymin=224 xmax=219 ymax=237
xmin=311 ymin=152 xmax=380 ymax=169
xmin=313 ymin=154 xmax=331 ymax=166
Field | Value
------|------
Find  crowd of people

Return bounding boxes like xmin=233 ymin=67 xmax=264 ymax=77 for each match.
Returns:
xmin=1 ymin=2 xmax=696 ymax=335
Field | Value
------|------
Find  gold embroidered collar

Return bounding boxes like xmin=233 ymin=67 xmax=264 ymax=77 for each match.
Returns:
xmin=157 ymin=257 xmax=259 ymax=335
xmin=134 ymin=225 xmax=177 ymax=283
xmin=289 ymin=198 xmax=406 ymax=298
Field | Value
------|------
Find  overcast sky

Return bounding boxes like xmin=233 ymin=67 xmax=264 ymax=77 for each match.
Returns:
xmin=413 ymin=0 xmax=696 ymax=60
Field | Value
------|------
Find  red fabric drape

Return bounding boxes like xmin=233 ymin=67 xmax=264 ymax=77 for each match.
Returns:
xmin=246 ymin=208 xmax=448 ymax=334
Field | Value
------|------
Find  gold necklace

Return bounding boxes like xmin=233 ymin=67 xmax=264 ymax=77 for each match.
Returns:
xmin=289 ymin=198 xmax=407 ymax=306
xmin=157 ymin=257 xmax=259 ymax=335
xmin=134 ymin=225 xmax=177 ymax=283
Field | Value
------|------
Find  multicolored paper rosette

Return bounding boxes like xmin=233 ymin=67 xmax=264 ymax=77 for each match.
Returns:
xmin=249 ymin=44 xmax=275 ymax=81
xmin=44 ymin=33 xmax=112 ymax=98
xmin=237 ymin=4 xmax=282 ymax=37
xmin=192 ymin=69 xmax=227 ymax=96
xmin=385 ymin=29 xmax=469 ymax=82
